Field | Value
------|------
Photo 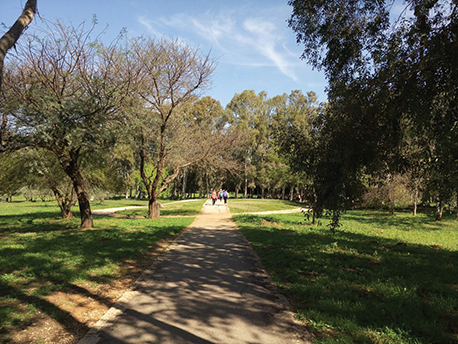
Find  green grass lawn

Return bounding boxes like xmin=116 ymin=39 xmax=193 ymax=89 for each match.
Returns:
xmin=0 ymin=200 xmax=195 ymax=343
xmin=117 ymin=199 xmax=206 ymax=217
xmin=233 ymin=209 xmax=458 ymax=344
xmin=228 ymin=198 xmax=302 ymax=213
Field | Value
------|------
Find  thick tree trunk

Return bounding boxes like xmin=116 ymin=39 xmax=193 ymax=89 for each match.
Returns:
xmin=61 ymin=204 xmax=74 ymax=219
xmin=148 ymin=197 xmax=160 ymax=219
xmin=60 ymin=148 xmax=93 ymax=229
xmin=72 ymin=175 xmax=93 ymax=228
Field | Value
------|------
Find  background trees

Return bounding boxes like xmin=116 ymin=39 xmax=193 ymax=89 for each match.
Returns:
xmin=288 ymin=0 xmax=458 ymax=221
xmin=3 ymin=1 xmax=455 ymax=228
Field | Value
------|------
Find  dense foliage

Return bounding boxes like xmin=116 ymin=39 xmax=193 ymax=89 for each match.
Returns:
xmin=288 ymin=0 xmax=458 ymax=222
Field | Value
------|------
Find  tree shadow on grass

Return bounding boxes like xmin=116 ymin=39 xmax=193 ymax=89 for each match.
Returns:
xmin=236 ymin=216 xmax=458 ymax=343
xmin=0 ymin=211 xmax=78 ymax=234
xmin=342 ymin=209 xmax=455 ymax=231
xmin=0 ymin=281 xmax=90 ymax=341
xmin=0 ymin=218 xmax=190 ymax=343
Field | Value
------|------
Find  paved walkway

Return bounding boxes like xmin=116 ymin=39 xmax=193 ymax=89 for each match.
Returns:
xmin=79 ymin=200 xmax=312 ymax=344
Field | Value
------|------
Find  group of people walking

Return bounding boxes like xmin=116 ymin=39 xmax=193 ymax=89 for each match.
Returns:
xmin=210 ymin=189 xmax=229 ymax=205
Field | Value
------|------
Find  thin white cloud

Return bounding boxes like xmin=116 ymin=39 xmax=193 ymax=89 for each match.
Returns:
xmin=137 ymin=15 xmax=163 ymax=37
xmin=241 ymin=17 xmax=298 ymax=81
xmin=141 ymin=9 xmax=301 ymax=82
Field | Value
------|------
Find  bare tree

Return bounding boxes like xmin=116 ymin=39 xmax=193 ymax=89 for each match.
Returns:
xmin=3 ymin=20 xmax=130 ymax=228
xmin=127 ymin=37 xmax=224 ymax=218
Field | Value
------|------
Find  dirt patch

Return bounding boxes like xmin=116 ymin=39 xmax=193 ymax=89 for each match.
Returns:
xmin=8 ymin=236 xmax=176 ymax=344
xmin=260 ymin=219 xmax=281 ymax=227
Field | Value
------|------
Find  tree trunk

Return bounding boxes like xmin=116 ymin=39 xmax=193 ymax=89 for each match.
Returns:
xmin=456 ymin=193 xmax=458 ymax=220
xmin=60 ymin=149 xmax=93 ymax=229
xmin=243 ymin=159 xmax=248 ymax=198
xmin=182 ymin=168 xmax=187 ymax=199
xmin=312 ymin=187 xmax=317 ymax=225
xmin=50 ymin=184 xmax=75 ymax=219
xmin=435 ymin=197 xmax=443 ymax=221
xmin=61 ymin=202 xmax=75 ymax=219
xmin=413 ymin=188 xmax=418 ymax=216
xmin=0 ymin=1 xmax=37 ymax=149
xmin=72 ymin=176 xmax=93 ymax=228
xmin=0 ymin=0 xmax=37 ymax=91
xmin=135 ymin=185 xmax=140 ymax=198
xmin=148 ymin=196 xmax=160 ymax=219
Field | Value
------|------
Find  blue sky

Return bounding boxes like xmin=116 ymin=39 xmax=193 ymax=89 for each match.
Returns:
xmin=1 ymin=0 xmax=328 ymax=107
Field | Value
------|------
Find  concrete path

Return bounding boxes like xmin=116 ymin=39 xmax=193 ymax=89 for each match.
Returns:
xmin=79 ymin=200 xmax=312 ymax=344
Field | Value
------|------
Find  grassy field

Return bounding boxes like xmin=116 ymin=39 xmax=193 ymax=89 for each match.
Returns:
xmin=228 ymin=198 xmax=302 ymax=213
xmin=233 ymin=209 xmax=458 ymax=344
xmin=2 ymin=198 xmax=457 ymax=343
xmin=0 ymin=199 xmax=196 ymax=343
xmin=117 ymin=199 xmax=206 ymax=217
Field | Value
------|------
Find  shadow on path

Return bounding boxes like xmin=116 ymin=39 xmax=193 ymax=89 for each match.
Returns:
xmin=79 ymin=200 xmax=311 ymax=344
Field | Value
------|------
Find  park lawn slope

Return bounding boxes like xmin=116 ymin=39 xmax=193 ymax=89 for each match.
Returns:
xmin=228 ymin=198 xmax=302 ymax=214
xmin=233 ymin=209 xmax=458 ymax=344
xmin=0 ymin=200 xmax=194 ymax=343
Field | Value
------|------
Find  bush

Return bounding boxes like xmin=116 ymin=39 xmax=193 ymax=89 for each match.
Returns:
xmin=363 ymin=174 xmax=413 ymax=214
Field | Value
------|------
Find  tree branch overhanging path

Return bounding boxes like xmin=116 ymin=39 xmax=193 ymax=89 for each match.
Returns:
xmin=0 ymin=0 xmax=37 ymax=149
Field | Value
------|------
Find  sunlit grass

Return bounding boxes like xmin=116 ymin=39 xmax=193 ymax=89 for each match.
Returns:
xmin=0 ymin=199 xmax=195 ymax=342
xmin=228 ymin=198 xmax=302 ymax=214
xmin=234 ymin=210 xmax=458 ymax=344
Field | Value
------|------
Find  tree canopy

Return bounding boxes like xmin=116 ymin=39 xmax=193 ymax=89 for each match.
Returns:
xmin=288 ymin=0 xmax=458 ymax=222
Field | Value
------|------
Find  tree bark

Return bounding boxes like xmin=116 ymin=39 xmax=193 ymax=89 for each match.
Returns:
xmin=148 ymin=197 xmax=160 ymax=219
xmin=312 ymin=187 xmax=317 ymax=225
xmin=0 ymin=0 xmax=37 ymax=90
xmin=435 ymin=197 xmax=443 ymax=221
xmin=50 ymin=182 xmax=75 ymax=219
xmin=243 ymin=160 xmax=248 ymax=198
xmin=182 ymin=168 xmax=187 ymax=199
xmin=0 ymin=0 xmax=37 ymax=149
xmin=59 ymin=148 xmax=93 ymax=228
